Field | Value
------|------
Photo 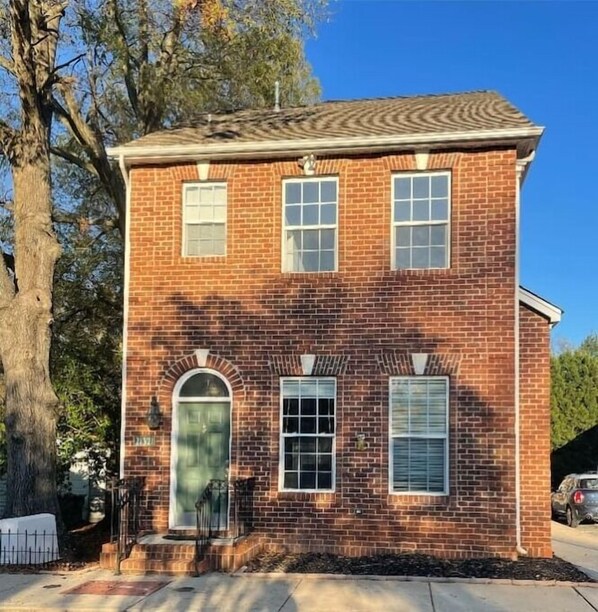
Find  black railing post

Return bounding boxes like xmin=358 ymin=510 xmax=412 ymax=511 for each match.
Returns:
xmin=195 ymin=481 xmax=214 ymax=574
xmin=110 ymin=477 xmax=143 ymax=575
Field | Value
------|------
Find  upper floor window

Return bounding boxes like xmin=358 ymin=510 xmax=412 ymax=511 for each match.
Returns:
xmin=283 ymin=178 xmax=338 ymax=272
xmin=392 ymin=172 xmax=450 ymax=270
xmin=183 ymin=182 xmax=227 ymax=257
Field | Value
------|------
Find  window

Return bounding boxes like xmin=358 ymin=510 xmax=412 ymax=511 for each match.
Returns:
xmin=283 ymin=178 xmax=337 ymax=272
xmin=390 ymin=377 xmax=448 ymax=494
xmin=280 ymin=378 xmax=335 ymax=491
xmin=183 ymin=183 xmax=227 ymax=256
xmin=392 ymin=172 xmax=450 ymax=269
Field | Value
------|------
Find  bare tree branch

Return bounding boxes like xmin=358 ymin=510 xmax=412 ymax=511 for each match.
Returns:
xmin=110 ymin=0 xmax=139 ymax=116
xmin=0 ymin=121 xmax=18 ymax=159
xmin=53 ymin=208 xmax=117 ymax=233
xmin=51 ymin=146 xmax=99 ymax=177
xmin=0 ymin=55 xmax=16 ymax=76
xmin=53 ymin=80 xmax=104 ymax=158
xmin=46 ymin=52 xmax=86 ymax=87
xmin=52 ymin=79 xmax=126 ymax=237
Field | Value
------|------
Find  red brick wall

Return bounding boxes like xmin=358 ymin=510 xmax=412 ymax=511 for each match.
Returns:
xmin=124 ymin=148 xmax=527 ymax=559
xmin=519 ymin=304 xmax=553 ymax=557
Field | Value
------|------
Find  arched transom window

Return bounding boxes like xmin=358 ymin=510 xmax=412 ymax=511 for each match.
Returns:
xmin=179 ymin=372 xmax=230 ymax=399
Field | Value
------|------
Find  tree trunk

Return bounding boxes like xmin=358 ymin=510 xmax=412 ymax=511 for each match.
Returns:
xmin=0 ymin=161 xmax=61 ymax=518
xmin=0 ymin=0 xmax=65 ymax=520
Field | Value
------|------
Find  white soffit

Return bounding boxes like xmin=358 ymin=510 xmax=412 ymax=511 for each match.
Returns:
xmin=519 ymin=287 xmax=563 ymax=327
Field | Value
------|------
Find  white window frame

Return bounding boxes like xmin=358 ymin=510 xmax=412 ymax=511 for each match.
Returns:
xmin=282 ymin=176 xmax=339 ymax=273
xmin=388 ymin=376 xmax=449 ymax=496
xmin=182 ymin=181 xmax=227 ymax=257
xmin=279 ymin=377 xmax=336 ymax=493
xmin=390 ymin=171 xmax=451 ymax=270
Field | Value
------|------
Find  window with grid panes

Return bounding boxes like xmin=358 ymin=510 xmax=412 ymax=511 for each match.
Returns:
xmin=183 ymin=182 xmax=227 ymax=256
xmin=390 ymin=377 xmax=448 ymax=494
xmin=283 ymin=178 xmax=337 ymax=272
xmin=392 ymin=173 xmax=450 ymax=269
xmin=280 ymin=378 xmax=335 ymax=491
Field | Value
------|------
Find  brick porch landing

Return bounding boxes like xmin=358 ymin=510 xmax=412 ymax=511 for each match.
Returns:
xmin=100 ymin=533 xmax=262 ymax=575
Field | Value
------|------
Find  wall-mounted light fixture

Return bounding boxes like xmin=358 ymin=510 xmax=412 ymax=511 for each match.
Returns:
xmin=356 ymin=433 xmax=366 ymax=451
xmin=147 ymin=396 xmax=163 ymax=430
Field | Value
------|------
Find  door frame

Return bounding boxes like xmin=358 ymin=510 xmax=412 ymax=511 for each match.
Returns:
xmin=169 ymin=367 xmax=233 ymax=529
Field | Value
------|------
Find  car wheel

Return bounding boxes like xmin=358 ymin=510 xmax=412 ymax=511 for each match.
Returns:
xmin=566 ymin=506 xmax=579 ymax=528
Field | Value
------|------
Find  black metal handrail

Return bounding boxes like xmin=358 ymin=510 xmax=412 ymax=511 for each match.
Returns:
xmin=231 ymin=477 xmax=256 ymax=539
xmin=109 ymin=477 xmax=142 ymax=574
xmin=195 ymin=477 xmax=256 ymax=567
xmin=195 ymin=482 xmax=213 ymax=562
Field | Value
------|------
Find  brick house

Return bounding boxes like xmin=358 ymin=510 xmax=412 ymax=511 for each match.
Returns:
xmin=105 ymin=91 xmax=562 ymax=572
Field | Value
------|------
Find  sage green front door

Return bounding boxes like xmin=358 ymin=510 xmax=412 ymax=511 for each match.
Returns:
xmin=175 ymin=401 xmax=230 ymax=527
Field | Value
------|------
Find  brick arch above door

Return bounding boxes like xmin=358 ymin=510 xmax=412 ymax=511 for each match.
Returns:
xmin=157 ymin=351 xmax=245 ymax=404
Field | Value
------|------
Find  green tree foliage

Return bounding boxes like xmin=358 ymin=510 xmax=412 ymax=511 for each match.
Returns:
xmin=0 ymin=0 xmax=326 ymax=511
xmin=47 ymin=0 xmax=326 ymax=479
xmin=52 ymin=0 xmax=326 ymax=235
xmin=579 ymin=333 xmax=598 ymax=358
xmin=51 ymin=162 xmax=123 ymax=483
xmin=551 ymin=338 xmax=598 ymax=450
xmin=0 ymin=161 xmax=122 ymax=484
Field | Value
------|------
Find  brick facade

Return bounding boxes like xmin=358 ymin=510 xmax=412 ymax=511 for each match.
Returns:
xmin=123 ymin=147 xmax=552 ymax=559
xmin=519 ymin=304 xmax=553 ymax=557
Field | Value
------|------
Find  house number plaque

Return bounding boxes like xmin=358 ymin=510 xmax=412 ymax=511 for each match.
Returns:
xmin=134 ymin=435 xmax=156 ymax=447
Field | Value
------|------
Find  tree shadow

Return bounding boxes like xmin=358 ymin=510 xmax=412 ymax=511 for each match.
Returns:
xmin=121 ymin=269 xmax=521 ymax=561
xmin=551 ymin=425 xmax=598 ymax=488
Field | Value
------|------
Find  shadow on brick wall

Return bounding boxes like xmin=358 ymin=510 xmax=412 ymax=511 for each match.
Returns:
xmin=126 ymin=273 xmax=517 ymax=557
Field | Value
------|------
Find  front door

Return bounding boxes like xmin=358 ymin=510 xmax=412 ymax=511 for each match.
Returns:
xmin=174 ymin=401 xmax=230 ymax=527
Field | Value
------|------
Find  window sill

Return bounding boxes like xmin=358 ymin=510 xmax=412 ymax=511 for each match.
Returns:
xmin=391 ymin=267 xmax=452 ymax=275
xmin=277 ymin=490 xmax=336 ymax=500
xmin=387 ymin=493 xmax=450 ymax=507
xmin=179 ymin=255 xmax=226 ymax=263
xmin=280 ymin=271 xmax=338 ymax=277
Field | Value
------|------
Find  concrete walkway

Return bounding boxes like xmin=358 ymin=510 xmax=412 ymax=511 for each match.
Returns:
xmin=0 ymin=568 xmax=596 ymax=612
xmin=552 ymin=520 xmax=598 ymax=580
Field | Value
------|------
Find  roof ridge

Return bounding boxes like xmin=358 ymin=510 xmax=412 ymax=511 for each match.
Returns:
xmin=185 ymin=90 xmax=505 ymax=121
xmin=318 ymin=90 xmax=501 ymax=106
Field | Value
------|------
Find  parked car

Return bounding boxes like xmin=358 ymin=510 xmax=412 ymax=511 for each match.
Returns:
xmin=551 ymin=473 xmax=598 ymax=527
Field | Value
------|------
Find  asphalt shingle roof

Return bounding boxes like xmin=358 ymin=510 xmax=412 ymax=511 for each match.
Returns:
xmin=121 ymin=91 xmax=537 ymax=150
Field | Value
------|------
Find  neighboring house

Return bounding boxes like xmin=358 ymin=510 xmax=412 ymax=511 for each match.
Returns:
xmin=105 ymin=91 xmax=562 ymax=572
xmin=0 ymin=460 xmax=105 ymax=523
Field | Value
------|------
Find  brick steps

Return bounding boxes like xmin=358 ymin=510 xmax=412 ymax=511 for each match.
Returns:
xmin=119 ymin=557 xmax=206 ymax=576
xmin=99 ymin=533 xmax=262 ymax=575
xmin=129 ymin=544 xmax=196 ymax=561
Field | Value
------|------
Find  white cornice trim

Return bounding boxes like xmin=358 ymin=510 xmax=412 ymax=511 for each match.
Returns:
xmin=519 ymin=287 xmax=563 ymax=327
xmin=107 ymin=126 xmax=544 ymax=165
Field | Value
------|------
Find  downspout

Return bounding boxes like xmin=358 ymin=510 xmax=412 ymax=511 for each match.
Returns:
xmin=118 ymin=155 xmax=131 ymax=478
xmin=514 ymin=151 xmax=535 ymax=557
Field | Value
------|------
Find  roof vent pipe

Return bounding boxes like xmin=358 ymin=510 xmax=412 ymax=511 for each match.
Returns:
xmin=274 ymin=80 xmax=280 ymax=112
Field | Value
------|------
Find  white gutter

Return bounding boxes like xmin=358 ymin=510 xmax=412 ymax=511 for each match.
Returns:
xmin=118 ymin=155 xmax=131 ymax=479
xmin=107 ymin=126 xmax=544 ymax=164
xmin=514 ymin=152 xmax=535 ymax=557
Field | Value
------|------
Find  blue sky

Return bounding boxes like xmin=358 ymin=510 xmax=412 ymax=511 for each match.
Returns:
xmin=305 ymin=0 xmax=598 ymax=347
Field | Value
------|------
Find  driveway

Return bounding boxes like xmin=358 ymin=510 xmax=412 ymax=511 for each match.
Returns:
xmin=552 ymin=519 xmax=598 ymax=579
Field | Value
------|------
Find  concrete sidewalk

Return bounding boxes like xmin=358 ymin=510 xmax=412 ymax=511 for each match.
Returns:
xmin=0 ymin=568 xmax=596 ymax=612
xmin=552 ymin=521 xmax=598 ymax=581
